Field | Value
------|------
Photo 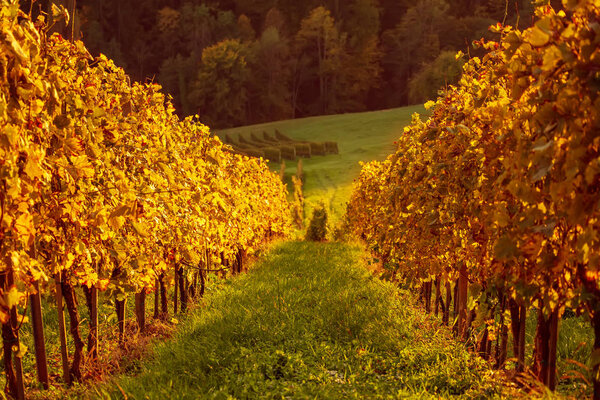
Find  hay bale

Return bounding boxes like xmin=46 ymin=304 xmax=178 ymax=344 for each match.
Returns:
xmin=294 ymin=142 xmax=311 ymax=158
xmin=263 ymin=147 xmax=282 ymax=163
xmin=309 ymin=142 xmax=326 ymax=156
xmin=279 ymin=145 xmax=297 ymax=161
xmin=325 ymin=141 xmax=339 ymax=154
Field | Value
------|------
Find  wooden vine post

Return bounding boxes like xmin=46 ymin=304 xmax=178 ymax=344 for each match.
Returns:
xmin=159 ymin=273 xmax=168 ymax=319
xmin=135 ymin=290 xmax=146 ymax=332
xmin=457 ymin=264 xmax=469 ymax=339
xmin=29 ymin=281 xmax=49 ymax=389
xmin=154 ymin=278 xmax=160 ymax=319
xmin=443 ymin=281 xmax=451 ymax=325
xmin=532 ymin=305 xmax=559 ymax=390
xmin=495 ymin=292 xmax=508 ymax=369
xmin=83 ymin=285 xmax=98 ymax=358
xmin=115 ymin=295 xmax=127 ymax=344
xmin=61 ymin=279 xmax=85 ymax=381
xmin=173 ymin=261 xmax=179 ymax=315
xmin=178 ymin=265 xmax=187 ymax=313
xmin=434 ymin=277 xmax=441 ymax=317
xmin=54 ymin=274 xmax=71 ymax=385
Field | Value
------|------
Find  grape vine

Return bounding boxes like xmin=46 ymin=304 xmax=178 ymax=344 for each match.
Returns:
xmin=347 ymin=1 xmax=600 ymax=397
xmin=0 ymin=1 xmax=290 ymax=396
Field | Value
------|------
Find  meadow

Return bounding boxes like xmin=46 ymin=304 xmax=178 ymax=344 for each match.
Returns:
xmin=219 ymin=105 xmax=425 ymax=223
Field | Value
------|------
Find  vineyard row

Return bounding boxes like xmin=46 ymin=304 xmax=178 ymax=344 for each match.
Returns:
xmin=0 ymin=1 xmax=291 ymax=398
xmin=346 ymin=1 xmax=600 ymax=398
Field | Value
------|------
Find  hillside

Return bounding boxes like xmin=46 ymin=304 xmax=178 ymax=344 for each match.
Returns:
xmin=218 ymin=105 xmax=425 ymax=223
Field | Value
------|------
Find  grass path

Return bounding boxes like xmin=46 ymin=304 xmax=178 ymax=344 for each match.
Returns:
xmin=94 ymin=241 xmax=501 ymax=399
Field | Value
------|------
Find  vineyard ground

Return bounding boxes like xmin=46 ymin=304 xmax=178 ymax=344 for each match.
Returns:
xmin=218 ymin=105 xmax=426 ymax=223
xmin=93 ymin=241 xmax=503 ymax=399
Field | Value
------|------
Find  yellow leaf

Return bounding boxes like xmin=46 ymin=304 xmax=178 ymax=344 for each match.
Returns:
xmin=108 ymin=215 xmax=125 ymax=231
xmin=5 ymin=287 xmax=20 ymax=309
xmin=526 ymin=24 xmax=550 ymax=47
xmin=71 ymin=155 xmax=95 ymax=179
xmin=24 ymin=158 xmax=45 ymax=179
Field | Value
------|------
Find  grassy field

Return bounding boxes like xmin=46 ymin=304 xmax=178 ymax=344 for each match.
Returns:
xmin=95 ymin=242 xmax=504 ymax=399
xmin=218 ymin=106 xmax=425 ymax=224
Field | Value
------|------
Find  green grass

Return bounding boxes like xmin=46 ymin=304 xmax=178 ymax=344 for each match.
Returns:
xmin=218 ymin=106 xmax=425 ymax=224
xmin=94 ymin=242 xmax=502 ymax=399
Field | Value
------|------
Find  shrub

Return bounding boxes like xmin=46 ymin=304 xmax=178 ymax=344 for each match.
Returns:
xmin=305 ymin=204 xmax=328 ymax=242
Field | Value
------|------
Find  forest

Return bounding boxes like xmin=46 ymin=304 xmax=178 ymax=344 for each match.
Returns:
xmin=22 ymin=0 xmax=551 ymax=128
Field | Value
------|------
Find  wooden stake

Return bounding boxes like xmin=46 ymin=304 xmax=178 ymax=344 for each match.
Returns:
xmin=443 ymin=281 xmax=451 ymax=325
xmin=457 ymin=265 xmax=469 ymax=339
xmin=29 ymin=281 xmax=49 ymax=389
xmin=135 ymin=291 xmax=146 ymax=332
xmin=159 ymin=273 xmax=168 ymax=319
xmin=434 ymin=277 xmax=441 ymax=317
xmin=517 ymin=303 xmax=526 ymax=373
xmin=154 ymin=278 xmax=160 ymax=319
xmin=83 ymin=285 xmax=98 ymax=359
xmin=115 ymin=296 xmax=126 ymax=344
xmin=173 ymin=261 xmax=179 ymax=315
xmin=547 ymin=308 xmax=559 ymax=390
xmin=55 ymin=276 xmax=70 ymax=385
xmin=61 ymin=280 xmax=85 ymax=382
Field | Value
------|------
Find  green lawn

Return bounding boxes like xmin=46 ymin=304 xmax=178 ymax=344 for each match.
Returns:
xmin=218 ymin=106 xmax=425 ymax=224
xmin=94 ymin=242 xmax=503 ymax=399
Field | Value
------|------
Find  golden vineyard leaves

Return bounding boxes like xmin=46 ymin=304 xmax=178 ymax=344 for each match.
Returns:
xmin=0 ymin=0 xmax=290 ymax=323
xmin=347 ymin=0 xmax=600 ymax=390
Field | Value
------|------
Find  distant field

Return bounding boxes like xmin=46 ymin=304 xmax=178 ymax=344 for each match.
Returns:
xmin=218 ymin=105 xmax=426 ymax=225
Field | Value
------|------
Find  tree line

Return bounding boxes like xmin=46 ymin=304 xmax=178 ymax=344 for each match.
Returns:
xmin=22 ymin=0 xmax=544 ymax=128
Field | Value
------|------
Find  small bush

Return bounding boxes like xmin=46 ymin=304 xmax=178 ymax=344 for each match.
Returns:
xmin=305 ymin=204 xmax=328 ymax=242
xmin=332 ymin=218 xmax=351 ymax=242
